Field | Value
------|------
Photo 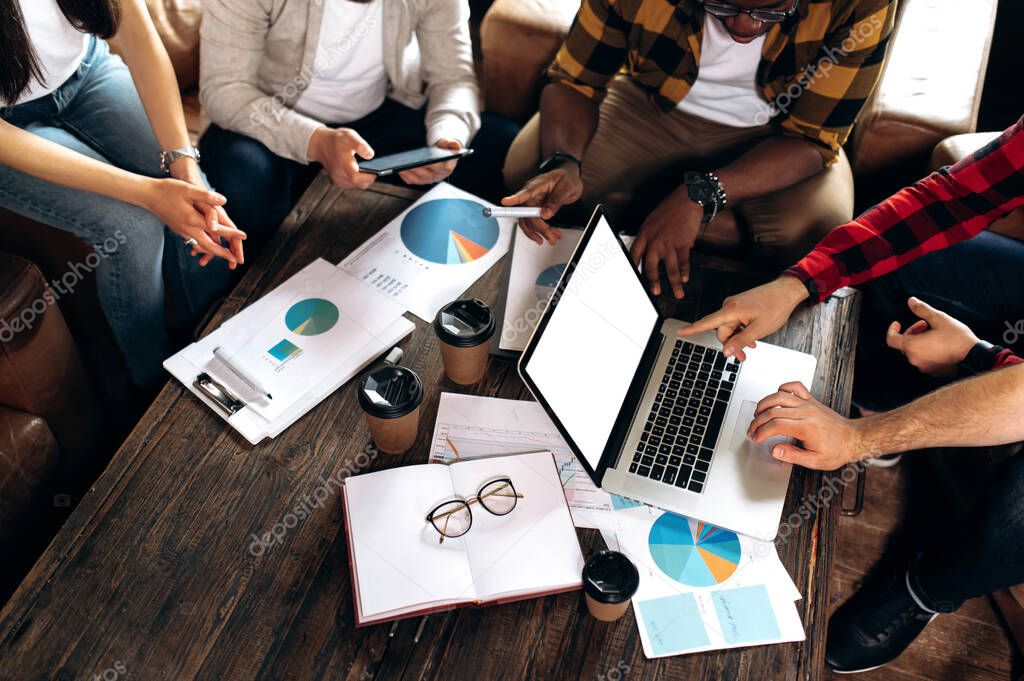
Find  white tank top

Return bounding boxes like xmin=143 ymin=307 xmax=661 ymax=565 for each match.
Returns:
xmin=16 ymin=0 xmax=89 ymax=105
xmin=676 ymin=14 xmax=769 ymax=128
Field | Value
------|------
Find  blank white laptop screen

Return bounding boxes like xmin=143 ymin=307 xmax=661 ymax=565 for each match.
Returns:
xmin=523 ymin=216 xmax=659 ymax=470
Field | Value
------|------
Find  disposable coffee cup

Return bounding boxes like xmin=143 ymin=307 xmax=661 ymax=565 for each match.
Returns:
xmin=357 ymin=364 xmax=424 ymax=455
xmin=583 ymin=550 xmax=640 ymax=622
xmin=433 ymin=299 xmax=495 ymax=385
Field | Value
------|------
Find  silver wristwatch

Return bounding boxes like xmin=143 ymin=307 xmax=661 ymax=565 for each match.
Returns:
xmin=160 ymin=146 xmax=201 ymax=174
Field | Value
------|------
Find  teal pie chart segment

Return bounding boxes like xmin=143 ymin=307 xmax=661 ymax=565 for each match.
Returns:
xmin=399 ymin=198 xmax=500 ymax=265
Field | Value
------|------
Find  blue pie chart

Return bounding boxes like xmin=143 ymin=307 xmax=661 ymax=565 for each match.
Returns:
xmin=648 ymin=513 xmax=741 ymax=586
xmin=400 ymin=199 xmax=500 ymax=265
xmin=285 ymin=298 xmax=339 ymax=336
xmin=534 ymin=263 xmax=566 ymax=303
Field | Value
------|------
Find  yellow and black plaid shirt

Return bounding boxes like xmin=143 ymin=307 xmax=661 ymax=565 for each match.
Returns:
xmin=548 ymin=0 xmax=897 ymax=164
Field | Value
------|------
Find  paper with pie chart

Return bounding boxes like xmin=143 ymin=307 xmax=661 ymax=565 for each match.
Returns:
xmin=340 ymin=183 xmax=514 ymax=321
xmin=500 ymin=227 xmax=634 ymax=352
xmin=180 ymin=259 xmax=408 ymax=422
xmin=604 ymin=506 xmax=805 ymax=658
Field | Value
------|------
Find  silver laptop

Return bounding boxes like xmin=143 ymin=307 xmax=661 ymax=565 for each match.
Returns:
xmin=518 ymin=207 xmax=816 ymax=539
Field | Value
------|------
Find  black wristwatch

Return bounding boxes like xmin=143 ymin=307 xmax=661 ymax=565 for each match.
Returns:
xmin=957 ymin=340 xmax=1001 ymax=378
xmin=538 ymin=151 xmax=582 ymax=174
xmin=684 ymin=171 xmax=728 ymax=224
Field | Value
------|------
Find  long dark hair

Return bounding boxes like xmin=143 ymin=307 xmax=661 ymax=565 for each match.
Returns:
xmin=0 ymin=0 xmax=121 ymax=104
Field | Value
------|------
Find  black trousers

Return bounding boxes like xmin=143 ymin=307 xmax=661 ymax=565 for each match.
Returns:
xmin=855 ymin=230 xmax=1024 ymax=612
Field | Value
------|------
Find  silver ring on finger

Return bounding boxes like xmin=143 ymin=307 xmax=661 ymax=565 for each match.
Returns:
xmin=184 ymin=237 xmax=199 ymax=249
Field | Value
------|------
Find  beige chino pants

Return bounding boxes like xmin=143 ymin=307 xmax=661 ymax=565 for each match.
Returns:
xmin=504 ymin=78 xmax=854 ymax=265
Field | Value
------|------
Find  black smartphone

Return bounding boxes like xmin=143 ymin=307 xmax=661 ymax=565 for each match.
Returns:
xmin=357 ymin=146 xmax=474 ymax=176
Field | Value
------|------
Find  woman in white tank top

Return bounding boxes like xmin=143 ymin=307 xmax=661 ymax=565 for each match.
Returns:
xmin=0 ymin=0 xmax=246 ymax=388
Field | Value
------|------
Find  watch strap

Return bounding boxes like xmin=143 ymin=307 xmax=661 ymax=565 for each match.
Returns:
xmin=538 ymin=151 xmax=582 ymax=175
xmin=957 ymin=340 xmax=1000 ymax=378
xmin=160 ymin=146 xmax=201 ymax=174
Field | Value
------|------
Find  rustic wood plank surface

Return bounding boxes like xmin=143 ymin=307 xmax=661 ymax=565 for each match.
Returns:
xmin=0 ymin=181 xmax=859 ymax=681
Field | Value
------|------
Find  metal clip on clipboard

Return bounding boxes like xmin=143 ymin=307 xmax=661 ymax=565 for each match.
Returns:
xmin=194 ymin=373 xmax=245 ymax=416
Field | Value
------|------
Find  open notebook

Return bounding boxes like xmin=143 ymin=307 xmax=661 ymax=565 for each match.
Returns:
xmin=343 ymin=451 xmax=584 ymax=625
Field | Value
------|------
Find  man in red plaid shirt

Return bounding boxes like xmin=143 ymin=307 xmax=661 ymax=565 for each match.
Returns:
xmin=684 ymin=116 xmax=1024 ymax=674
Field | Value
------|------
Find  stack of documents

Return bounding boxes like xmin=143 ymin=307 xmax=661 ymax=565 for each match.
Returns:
xmin=165 ymin=259 xmax=414 ymax=444
xmin=602 ymin=505 xmax=805 ymax=658
xmin=425 ymin=393 xmax=805 ymax=659
xmin=166 ymin=184 xmax=515 ymax=443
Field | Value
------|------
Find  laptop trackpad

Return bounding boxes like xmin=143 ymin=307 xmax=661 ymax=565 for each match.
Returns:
xmin=732 ymin=400 xmax=792 ymax=461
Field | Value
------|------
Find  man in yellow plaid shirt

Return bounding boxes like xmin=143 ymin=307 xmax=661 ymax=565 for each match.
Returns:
xmin=503 ymin=0 xmax=896 ymax=298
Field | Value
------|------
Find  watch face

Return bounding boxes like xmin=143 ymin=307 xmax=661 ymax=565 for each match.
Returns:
xmin=688 ymin=181 xmax=713 ymax=204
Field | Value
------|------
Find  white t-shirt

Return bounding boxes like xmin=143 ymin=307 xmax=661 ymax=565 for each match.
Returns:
xmin=294 ymin=0 xmax=388 ymax=124
xmin=675 ymin=15 xmax=769 ymax=128
xmin=16 ymin=0 xmax=89 ymax=105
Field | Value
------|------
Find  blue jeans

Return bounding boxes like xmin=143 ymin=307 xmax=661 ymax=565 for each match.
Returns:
xmin=0 ymin=38 xmax=232 ymax=387
xmin=199 ymin=99 xmax=520 ymax=250
xmin=855 ymin=231 xmax=1024 ymax=611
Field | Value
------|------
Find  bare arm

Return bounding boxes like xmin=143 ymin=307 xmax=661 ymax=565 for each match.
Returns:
xmin=115 ymin=0 xmax=192 ymax=158
xmin=630 ymin=136 xmax=823 ymax=298
xmin=538 ymin=83 xmax=600 ymax=163
xmin=748 ymin=365 xmax=1024 ymax=470
xmin=859 ymin=364 xmax=1024 ymax=454
xmin=716 ymin=136 xmax=824 ymax=204
xmin=0 ymin=2 xmax=242 ymax=265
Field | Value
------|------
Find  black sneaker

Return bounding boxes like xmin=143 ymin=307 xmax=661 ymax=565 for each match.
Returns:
xmin=825 ymin=573 xmax=938 ymax=674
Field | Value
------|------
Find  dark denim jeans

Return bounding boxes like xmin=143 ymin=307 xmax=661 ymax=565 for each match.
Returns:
xmin=199 ymin=100 xmax=520 ymax=253
xmin=0 ymin=37 xmax=232 ymax=387
xmin=855 ymin=230 xmax=1024 ymax=611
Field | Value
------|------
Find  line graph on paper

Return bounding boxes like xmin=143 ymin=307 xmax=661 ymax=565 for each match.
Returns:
xmin=429 ymin=422 xmax=616 ymax=519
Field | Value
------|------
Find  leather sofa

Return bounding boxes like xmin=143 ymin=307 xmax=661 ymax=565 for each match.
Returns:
xmin=481 ymin=0 xmax=1000 ymax=252
xmin=0 ymin=253 xmax=99 ymax=600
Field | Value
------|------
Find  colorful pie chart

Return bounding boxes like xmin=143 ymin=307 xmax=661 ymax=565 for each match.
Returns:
xmin=534 ymin=263 xmax=567 ymax=303
xmin=399 ymin=198 xmax=500 ymax=265
xmin=285 ymin=298 xmax=340 ymax=336
xmin=648 ymin=513 xmax=741 ymax=586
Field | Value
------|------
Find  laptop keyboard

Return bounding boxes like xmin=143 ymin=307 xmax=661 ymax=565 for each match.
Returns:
xmin=628 ymin=340 xmax=741 ymax=493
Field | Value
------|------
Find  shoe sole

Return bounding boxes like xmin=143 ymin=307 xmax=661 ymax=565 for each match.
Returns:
xmin=826 ymin=614 xmax=938 ymax=675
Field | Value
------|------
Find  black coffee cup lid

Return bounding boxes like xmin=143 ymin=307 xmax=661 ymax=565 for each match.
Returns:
xmin=357 ymin=365 xmax=423 ymax=419
xmin=433 ymin=298 xmax=495 ymax=348
xmin=583 ymin=550 xmax=639 ymax=604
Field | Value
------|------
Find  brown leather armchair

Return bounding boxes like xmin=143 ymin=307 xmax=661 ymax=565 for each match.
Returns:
xmin=481 ymin=0 xmax=999 ymax=254
xmin=0 ymin=252 xmax=98 ymax=598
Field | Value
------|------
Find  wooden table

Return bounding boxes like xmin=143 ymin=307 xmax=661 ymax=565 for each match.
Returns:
xmin=0 ymin=181 xmax=859 ymax=681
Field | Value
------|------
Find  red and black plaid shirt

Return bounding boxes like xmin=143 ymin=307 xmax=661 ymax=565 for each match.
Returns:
xmin=787 ymin=115 xmax=1024 ymax=368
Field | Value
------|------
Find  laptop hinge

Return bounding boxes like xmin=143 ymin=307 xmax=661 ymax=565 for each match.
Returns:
xmin=595 ymin=318 xmax=666 ymax=483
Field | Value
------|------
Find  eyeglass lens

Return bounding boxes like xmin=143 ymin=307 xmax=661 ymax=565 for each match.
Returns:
xmin=430 ymin=500 xmax=472 ymax=539
xmin=478 ymin=479 xmax=519 ymax=516
xmin=703 ymin=1 xmax=792 ymax=23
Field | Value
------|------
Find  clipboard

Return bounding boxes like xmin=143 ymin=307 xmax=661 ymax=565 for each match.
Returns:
xmin=163 ymin=258 xmax=415 ymax=445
